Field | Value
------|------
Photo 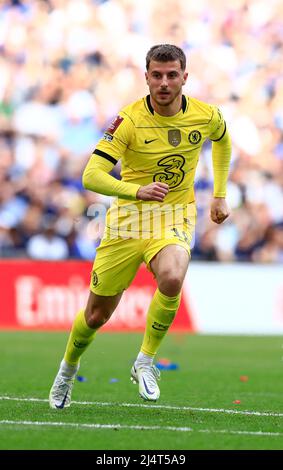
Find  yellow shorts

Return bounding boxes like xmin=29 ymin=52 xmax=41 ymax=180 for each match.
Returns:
xmin=90 ymin=218 xmax=195 ymax=296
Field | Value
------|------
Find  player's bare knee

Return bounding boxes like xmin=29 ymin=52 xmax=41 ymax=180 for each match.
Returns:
xmin=85 ymin=307 xmax=112 ymax=329
xmin=158 ymin=273 xmax=183 ymax=296
xmin=84 ymin=292 xmax=121 ymax=329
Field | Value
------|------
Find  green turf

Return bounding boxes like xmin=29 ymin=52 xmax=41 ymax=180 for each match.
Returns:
xmin=0 ymin=332 xmax=282 ymax=450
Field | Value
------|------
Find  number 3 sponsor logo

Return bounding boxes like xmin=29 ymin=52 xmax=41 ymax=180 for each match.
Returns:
xmin=153 ymin=155 xmax=185 ymax=189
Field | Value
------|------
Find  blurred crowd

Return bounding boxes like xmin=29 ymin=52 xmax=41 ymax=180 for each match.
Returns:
xmin=0 ymin=0 xmax=283 ymax=262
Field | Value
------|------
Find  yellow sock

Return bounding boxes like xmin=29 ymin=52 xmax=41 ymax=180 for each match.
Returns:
xmin=141 ymin=289 xmax=181 ymax=357
xmin=64 ymin=309 xmax=97 ymax=366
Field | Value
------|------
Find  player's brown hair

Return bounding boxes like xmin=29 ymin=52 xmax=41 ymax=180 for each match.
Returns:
xmin=146 ymin=44 xmax=186 ymax=71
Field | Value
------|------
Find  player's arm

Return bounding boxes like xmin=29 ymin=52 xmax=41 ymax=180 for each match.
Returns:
xmin=209 ymin=107 xmax=232 ymax=224
xmin=83 ymin=154 xmax=168 ymax=202
xmin=83 ymin=153 xmax=140 ymax=200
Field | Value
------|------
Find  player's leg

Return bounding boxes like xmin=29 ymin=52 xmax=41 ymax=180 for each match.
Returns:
xmin=142 ymin=243 xmax=189 ymax=353
xmin=63 ymin=291 xmax=123 ymax=365
xmin=49 ymin=237 xmax=143 ymax=409
xmin=49 ymin=291 xmax=122 ymax=409
xmin=131 ymin=243 xmax=189 ymax=401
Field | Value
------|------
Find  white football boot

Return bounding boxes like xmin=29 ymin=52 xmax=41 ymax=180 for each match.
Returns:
xmin=131 ymin=363 xmax=161 ymax=401
xmin=49 ymin=360 xmax=79 ymax=409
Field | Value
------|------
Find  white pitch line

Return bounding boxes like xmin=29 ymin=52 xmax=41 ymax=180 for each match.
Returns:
xmin=0 ymin=420 xmax=282 ymax=438
xmin=0 ymin=395 xmax=282 ymax=418
xmin=198 ymin=429 xmax=283 ymax=437
xmin=0 ymin=420 xmax=192 ymax=433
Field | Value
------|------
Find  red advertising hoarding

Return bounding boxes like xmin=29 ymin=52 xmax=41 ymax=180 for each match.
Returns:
xmin=0 ymin=260 xmax=195 ymax=332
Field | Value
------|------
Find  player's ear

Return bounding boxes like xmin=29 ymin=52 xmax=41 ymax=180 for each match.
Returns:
xmin=145 ymin=72 xmax=149 ymax=84
xmin=182 ymin=72 xmax=188 ymax=85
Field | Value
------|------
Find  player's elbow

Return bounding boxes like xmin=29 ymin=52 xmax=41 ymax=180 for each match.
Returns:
xmin=82 ymin=167 xmax=96 ymax=191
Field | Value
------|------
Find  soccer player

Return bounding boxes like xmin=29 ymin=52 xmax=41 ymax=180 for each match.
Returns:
xmin=49 ymin=44 xmax=231 ymax=408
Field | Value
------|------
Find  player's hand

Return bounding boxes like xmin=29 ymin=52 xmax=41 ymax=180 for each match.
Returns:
xmin=136 ymin=182 xmax=169 ymax=202
xmin=210 ymin=197 xmax=230 ymax=224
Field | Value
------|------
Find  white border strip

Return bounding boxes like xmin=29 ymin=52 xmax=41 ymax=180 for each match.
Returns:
xmin=0 ymin=396 xmax=282 ymax=418
xmin=0 ymin=419 xmax=282 ymax=437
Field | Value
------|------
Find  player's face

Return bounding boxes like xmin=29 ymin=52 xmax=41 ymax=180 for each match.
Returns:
xmin=145 ymin=60 xmax=188 ymax=108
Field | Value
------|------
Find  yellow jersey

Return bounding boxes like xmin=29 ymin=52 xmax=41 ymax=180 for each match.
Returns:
xmin=94 ymin=94 xmax=226 ymax=207
xmin=89 ymin=94 xmax=229 ymax=238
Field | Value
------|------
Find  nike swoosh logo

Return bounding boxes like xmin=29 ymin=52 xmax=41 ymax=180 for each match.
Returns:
xmin=144 ymin=139 xmax=157 ymax=144
xmin=142 ymin=377 xmax=155 ymax=395
xmin=55 ymin=389 xmax=69 ymax=409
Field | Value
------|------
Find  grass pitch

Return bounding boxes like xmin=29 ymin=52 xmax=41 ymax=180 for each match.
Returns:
xmin=0 ymin=332 xmax=282 ymax=450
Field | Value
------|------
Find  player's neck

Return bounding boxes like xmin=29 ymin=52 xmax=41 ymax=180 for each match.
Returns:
xmin=150 ymin=94 xmax=183 ymax=117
